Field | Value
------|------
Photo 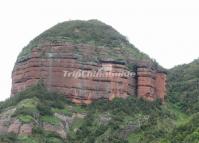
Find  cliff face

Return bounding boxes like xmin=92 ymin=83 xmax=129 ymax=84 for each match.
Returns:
xmin=12 ymin=43 xmax=166 ymax=103
xmin=12 ymin=43 xmax=137 ymax=104
xmin=137 ymin=66 xmax=166 ymax=101
xmin=11 ymin=20 xmax=167 ymax=103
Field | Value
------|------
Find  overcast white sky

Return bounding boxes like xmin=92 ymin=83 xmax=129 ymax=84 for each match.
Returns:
xmin=0 ymin=0 xmax=199 ymax=101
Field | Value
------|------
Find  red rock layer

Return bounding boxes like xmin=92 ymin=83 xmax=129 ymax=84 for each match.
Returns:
xmin=137 ymin=67 xmax=166 ymax=101
xmin=12 ymin=43 xmax=166 ymax=103
xmin=155 ymin=72 xmax=167 ymax=101
xmin=12 ymin=43 xmax=136 ymax=104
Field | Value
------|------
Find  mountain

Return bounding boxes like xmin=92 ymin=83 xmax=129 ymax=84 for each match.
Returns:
xmin=164 ymin=58 xmax=199 ymax=143
xmin=168 ymin=58 xmax=199 ymax=113
xmin=12 ymin=20 xmax=166 ymax=103
xmin=0 ymin=20 xmax=198 ymax=142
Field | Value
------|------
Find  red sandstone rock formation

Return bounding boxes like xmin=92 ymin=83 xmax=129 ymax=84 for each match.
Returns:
xmin=12 ymin=42 xmax=166 ymax=103
xmin=11 ymin=20 xmax=167 ymax=103
xmin=19 ymin=123 xmax=33 ymax=135
xmin=12 ymin=43 xmax=137 ymax=104
xmin=137 ymin=65 xmax=167 ymax=102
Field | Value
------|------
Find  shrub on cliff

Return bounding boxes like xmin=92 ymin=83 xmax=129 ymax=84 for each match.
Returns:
xmin=0 ymin=133 xmax=17 ymax=143
xmin=0 ymin=83 xmax=45 ymax=112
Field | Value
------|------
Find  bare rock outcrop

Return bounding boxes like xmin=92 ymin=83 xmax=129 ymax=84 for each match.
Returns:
xmin=12 ymin=42 xmax=166 ymax=103
xmin=12 ymin=43 xmax=138 ymax=104
xmin=11 ymin=20 xmax=167 ymax=103
xmin=0 ymin=107 xmax=80 ymax=138
xmin=19 ymin=123 xmax=33 ymax=135
xmin=137 ymin=66 xmax=166 ymax=101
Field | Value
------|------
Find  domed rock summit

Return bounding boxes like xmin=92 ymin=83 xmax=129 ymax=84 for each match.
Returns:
xmin=12 ymin=20 xmax=167 ymax=104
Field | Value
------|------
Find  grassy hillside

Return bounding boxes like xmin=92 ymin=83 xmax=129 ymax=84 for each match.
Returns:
xmin=18 ymin=20 xmax=151 ymax=66
xmin=168 ymin=58 xmax=199 ymax=114
xmin=0 ymin=81 xmax=195 ymax=143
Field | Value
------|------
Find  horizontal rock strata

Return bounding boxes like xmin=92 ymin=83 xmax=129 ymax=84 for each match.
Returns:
xmin=12 ymin=43 xmax=166 ymax=103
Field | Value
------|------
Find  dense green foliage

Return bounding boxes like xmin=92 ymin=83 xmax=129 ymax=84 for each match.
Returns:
xmin=31 ymin=20 xmax=128 ymax=47
xmin=67 ymin=97 xmax=175 ymax=143
xmin=169 ymin=113 xmax=199 ymax=143
xmin=19 ymin=20 xmax=128 ymax=57
xmin=168 ymin=58 xmax=199 ymax=114
xmin=18 ymin=20 xmax=151 ymax=66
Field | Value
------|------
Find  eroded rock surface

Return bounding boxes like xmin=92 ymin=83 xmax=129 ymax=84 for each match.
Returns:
xmin=0 ymin=107 xmax=82 ymax=138
xmin=137 ymin=65 xmax=167 ymax=101
xmin=12 ymin=43 xmax=166 ymax=103
xmin=12 ymin=43 xmax=138 ymax=104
